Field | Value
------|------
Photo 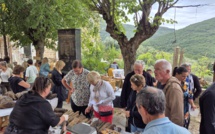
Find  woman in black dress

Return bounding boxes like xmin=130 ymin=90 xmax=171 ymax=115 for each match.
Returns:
xmin=51 ymin=60 xmax=67 ymax=108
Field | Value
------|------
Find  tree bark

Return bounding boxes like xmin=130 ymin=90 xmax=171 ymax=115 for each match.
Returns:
xmin=33 ymin=40 xmax=45 ymax=61
xmin=3 ymin=34 xmax=8 ymax=57
xmin=92 ymin=0 xmax=178 ymax=75
xmin=120 ymin=43 xmax=137 ymax=75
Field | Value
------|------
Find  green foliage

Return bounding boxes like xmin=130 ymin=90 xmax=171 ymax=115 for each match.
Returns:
xmin=192 ymin=56 xmax=212 ymax=78
xmin=3 ymin=0 xmax=91 ymax=48
xmin=137 ymin=48 xmax=172 ymax=67
xmin=103 ymin=37 xmax=119 ymax=49
xmin=82 ymin=41 xmax=108 ymax=74
xmin=81 ymin=15 xmax=111 ymax=74
xmin=103 ymin=46 xmax=121 ymax=64
xmin=100 ymin=20 xmax=174 ymax=43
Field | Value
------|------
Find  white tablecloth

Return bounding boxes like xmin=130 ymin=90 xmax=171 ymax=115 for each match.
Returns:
xmin=0 ymin=98 xmax=58 ymax=117
xmin=0 ymin=107 xmax=13 ymax=117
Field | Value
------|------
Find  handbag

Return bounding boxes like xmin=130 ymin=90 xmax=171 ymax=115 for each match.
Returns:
xmin=98 ymin=105 xmax=113 ymax=116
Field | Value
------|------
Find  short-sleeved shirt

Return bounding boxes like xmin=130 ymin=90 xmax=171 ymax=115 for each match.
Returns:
xmin=143 ymin=117 xmax=191 ymax=134
xmin=8 ymin=76 xmax=27 ymax=93
xmin=64 ymin=68 xmax=90 ymax=106
xmin=25 ymin=65 xmax=38 ymax=83
xmin=0 ymin=68 xmax=12 ymax=82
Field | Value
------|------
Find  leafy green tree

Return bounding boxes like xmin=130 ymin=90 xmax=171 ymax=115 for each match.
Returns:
xmin=138 ymin=50 xmax=172 ymax=67
xmin=4 ymin=0 xmax=91 ymax=59
xmin=81 ymin=16 xmax=109 ymax=74
xmin=103 ymin=36 xmax=119 ymax=49
xmin=192 ymin=56 xmax=212 ymax=78
xmin=0 ymin=3 xmax=9 ymax=57
xmin=85 ymin=0 xmax=178 ymax=74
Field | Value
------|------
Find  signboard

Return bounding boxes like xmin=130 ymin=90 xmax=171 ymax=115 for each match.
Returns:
xmin=58 ymin=29 xmax=81 ymax=73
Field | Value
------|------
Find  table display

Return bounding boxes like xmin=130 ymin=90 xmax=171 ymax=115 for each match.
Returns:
xmin=0 ymin=97 xmax=58 ymax=130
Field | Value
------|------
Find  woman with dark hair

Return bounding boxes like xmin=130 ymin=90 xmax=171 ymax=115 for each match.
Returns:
xmin=125 ymin=74 xmax=146 ymax=133
xmin=5 ymin=77 xmax=68 ymax=134
xmin=173 ymin=66 xmax=196 ymax=129
xmin=8 ymin=65 xmax=30 ymax=94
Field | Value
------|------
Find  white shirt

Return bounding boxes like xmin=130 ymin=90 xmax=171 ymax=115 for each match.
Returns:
xmin=0 ymin=68 xmax=12 ymax=82
xmin=25 ymin=65 xmax=38 ymax=83
xmin=88 ymin=80 xmax=115 ymax=112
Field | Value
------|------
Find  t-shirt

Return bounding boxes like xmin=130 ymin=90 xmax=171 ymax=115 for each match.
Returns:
xmin=25 ymin=65 xmax=38 ymax=83
xmin=157 ymin=82 xmax=166 ymax=90
xmin=0 ymin=68 xmax=12 ymax=82
xmin=8 ymin=76 xmax=27 ymax=93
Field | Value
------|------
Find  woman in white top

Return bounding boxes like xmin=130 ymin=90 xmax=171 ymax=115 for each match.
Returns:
xmin=0 ymin=61 xmax=13 ymax=94
xmin=85 ymin=71 xmax=115 ymax=123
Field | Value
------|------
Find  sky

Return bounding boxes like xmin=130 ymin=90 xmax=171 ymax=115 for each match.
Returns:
xmin=127 ymin=0 xmax=215 ymax=29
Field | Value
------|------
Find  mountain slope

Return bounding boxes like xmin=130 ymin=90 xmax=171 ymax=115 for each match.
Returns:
xmin=100 ymin=21 xmax=174 ymax=41
xmin=142 ymin=18 xmax=215 ymax=59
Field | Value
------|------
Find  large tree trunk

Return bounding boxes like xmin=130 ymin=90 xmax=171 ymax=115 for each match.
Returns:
xmin=33 ymin=40 xmax=45 ymax=61
xmin=120 ymin=42 xmax=137 ymax=75
xmin=3 ymin=34 xmax=8 ymax=57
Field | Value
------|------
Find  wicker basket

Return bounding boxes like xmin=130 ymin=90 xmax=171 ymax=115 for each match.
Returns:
xmin=101 ymin=76 xmax=112 ymax=81
xmin=108 ymin=79 xmax=116 ymax=91
xmin=0 ymin=116 xmax=9 ymax=129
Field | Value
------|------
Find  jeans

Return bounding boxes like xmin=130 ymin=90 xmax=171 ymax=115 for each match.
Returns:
xmin=130 ymin=124 xmax=144 ymax=133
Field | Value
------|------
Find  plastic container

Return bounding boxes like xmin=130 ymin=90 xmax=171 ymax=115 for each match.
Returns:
xmin=113 ymin=69 xmax=124 ymax=79
xmin=189 ymin=106 xmax=199 ymax=117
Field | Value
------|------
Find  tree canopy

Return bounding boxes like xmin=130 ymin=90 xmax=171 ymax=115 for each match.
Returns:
xmin=85 ymin=0 xmax=179 ymax=74
xmin=3 ymin=0 xmax=92 ymax=59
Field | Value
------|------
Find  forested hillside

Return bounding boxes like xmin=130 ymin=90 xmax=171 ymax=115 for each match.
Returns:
xmin=142 ymin=18 xmax=215 ymax=59
xmin=100 ymin=21 xmax=174 ymax=41
xmin=100 ymin=18 xmax=215 ymax=59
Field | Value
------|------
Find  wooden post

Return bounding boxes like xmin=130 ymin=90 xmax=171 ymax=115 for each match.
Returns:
xmin=173 ymin=47 xmax=180 ymax=69
xmin=179 ymin=49 xmax=184 ymax=66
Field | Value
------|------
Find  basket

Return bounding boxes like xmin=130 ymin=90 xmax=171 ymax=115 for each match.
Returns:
xmin=0 ymin=116 xmax=9 ymax=129
xmin=101 ymin=76 xmax=112 ymax=81
xmin=108 ymin=79 xmax=116 ymax=91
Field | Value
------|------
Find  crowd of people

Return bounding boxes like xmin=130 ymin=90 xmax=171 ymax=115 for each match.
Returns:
xmin=0 ymin=56 xmax=214 ymax=134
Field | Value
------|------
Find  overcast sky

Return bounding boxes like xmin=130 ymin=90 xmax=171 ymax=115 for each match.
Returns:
xmin=127 ymin=0 xmax=215 ymax=29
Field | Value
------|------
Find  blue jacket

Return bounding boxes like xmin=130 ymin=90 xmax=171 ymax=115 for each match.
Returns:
xmin=39 ymin=63 xmax=50 ymax=77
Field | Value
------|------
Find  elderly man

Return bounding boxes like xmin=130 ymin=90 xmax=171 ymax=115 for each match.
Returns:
xmin=154 ymin=59 xmax=184 ymax=126
xmin=62 ymin=60 xmax=90 ymax=118
xmin=120 ymin=60 xmax=154 ymax=108
xmin=181 ymin=63 xmax=202 ymax=100
xmin=136 ymin=86 xmax=190 ymax=134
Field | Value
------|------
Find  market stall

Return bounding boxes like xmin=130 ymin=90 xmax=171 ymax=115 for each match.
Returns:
xmin=0 ymin=97 xmax=58 ymax=130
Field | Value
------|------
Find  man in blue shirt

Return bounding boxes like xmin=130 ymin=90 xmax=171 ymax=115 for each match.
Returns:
xmin=136 ymin=86 xmax=191 ymax=134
